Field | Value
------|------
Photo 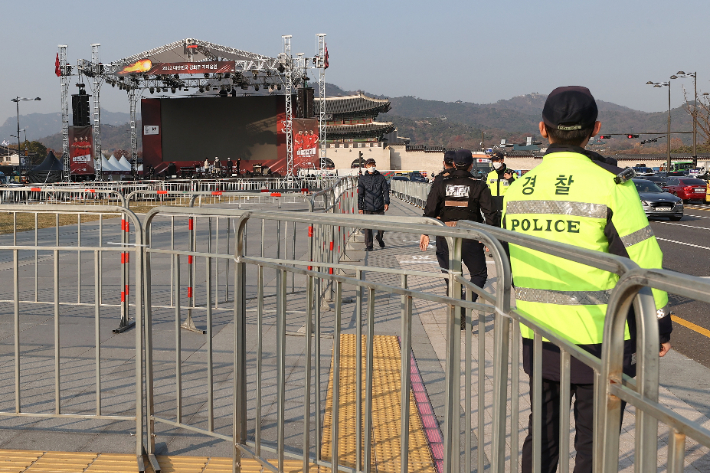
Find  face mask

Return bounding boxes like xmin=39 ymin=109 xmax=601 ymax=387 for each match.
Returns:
xmin=368 ymin=167 xmax=377 ymax=173
xmin=493 ymin=162 xmax=502 ymax=170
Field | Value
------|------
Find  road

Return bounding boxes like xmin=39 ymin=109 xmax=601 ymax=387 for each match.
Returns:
xmin=651 ymin=203 xmax=710 ymax=367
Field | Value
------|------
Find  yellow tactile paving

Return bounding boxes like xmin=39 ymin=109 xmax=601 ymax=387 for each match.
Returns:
xmin=320 ymin=334 xmax=436 ymax=473
xmin=150 ymin=458 xmax=330 ymax=473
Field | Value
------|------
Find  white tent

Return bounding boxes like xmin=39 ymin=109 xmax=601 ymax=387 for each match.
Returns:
xmin=108 ymin=156 xmax=123 ymax=172
xmin=101 ymin=156 xmax=117 ymax=172
xmin=118 ymin=155 xmax=133 ymax=172
xmin=137 ymin=164 xmax=143 ymax=172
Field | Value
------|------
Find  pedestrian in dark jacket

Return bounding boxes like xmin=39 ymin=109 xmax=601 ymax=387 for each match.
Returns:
xmin=358 ymin=158 xmax=390 ymax=250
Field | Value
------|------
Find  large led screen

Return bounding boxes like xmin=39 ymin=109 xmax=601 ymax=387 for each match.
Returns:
xmin=154 ymin=95 xmax=279 ymax=163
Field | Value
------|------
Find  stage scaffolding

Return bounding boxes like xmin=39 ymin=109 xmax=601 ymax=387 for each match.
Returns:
xmin=57 ymin=35 xmax=328 ymax=179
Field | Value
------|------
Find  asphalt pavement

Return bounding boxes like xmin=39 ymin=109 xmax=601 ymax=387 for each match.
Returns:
xmin=650 ymin=203 xmax=710 ymax=366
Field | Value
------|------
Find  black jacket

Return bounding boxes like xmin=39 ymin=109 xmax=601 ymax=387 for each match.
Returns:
xmin=424 ymin=169 xmax=496 ymax=225
xmin=358 ymin=171 xmax=390 ymax=211
xmin=519 ymin=143 xmax=673 ymax=383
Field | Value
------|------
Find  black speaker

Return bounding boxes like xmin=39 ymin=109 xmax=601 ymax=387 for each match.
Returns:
xmin=71 ymin=91 xmax=91 ymax=126
xmin=296 ymin=87 xmax=315 ymax=118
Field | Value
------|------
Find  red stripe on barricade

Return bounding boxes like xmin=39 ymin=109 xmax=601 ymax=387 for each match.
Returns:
xmin=308 ymin=266 xmax=313 ymax=271
xmin=329 ymin=268 xmax=333 ymax=274
xmin=188 ymin=255 xmax=193 ymax=264
xmin=87 ymin=189 xmax=96 ymax=193
xmin=125 ymin=221 xmax=130 ymax=232
xmin=125 ymin=285 xmax=129 ymax=296
xmin=308 ymin=226 xmax=313 ymax=237
xmin=329 ymin=241 xmax=334 ymax=251
xmin=157 ymin=190 xmax=168 ymax=195
xmin=301 ymin=188 xmax=308 ymax=193
xmin=212 ymin=191 xmax=222 ymax=196
xmin=121 ymin=219 xmax=125 ymax=231
xmin=260 ymin=189 xmax=270 ymax=193
xmin=187 ymin=287 xmax=193 ymax=298
xmin=30 ymin=187 xmax=41 ymax=192
xmin=188 ymin=218 xmax=194 ymax=230
xmin=270 ymin=192 xmax=281 ymax=197
xmin=121 ymin=292 xmax=125 ymax=302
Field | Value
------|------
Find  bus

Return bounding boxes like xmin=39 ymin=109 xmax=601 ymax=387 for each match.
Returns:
xmin=660 ymin=160 xmax=694 ymax=173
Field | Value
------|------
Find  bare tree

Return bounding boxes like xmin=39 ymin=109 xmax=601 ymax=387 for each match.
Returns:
xmin=682 ymin=87 xmax=710 ymax=145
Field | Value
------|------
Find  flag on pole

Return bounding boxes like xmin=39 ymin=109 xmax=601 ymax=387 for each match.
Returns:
xmin=55 ymin=53 xmax=61 ymax=77
xmin=324 ymin=45 xmax=329 ymax=69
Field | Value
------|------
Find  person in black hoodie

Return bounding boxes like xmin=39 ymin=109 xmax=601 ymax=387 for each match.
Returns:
xmin=358 ymin=158 xmax=390 ymax=250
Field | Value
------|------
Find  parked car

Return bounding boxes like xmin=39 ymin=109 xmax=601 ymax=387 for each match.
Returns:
xmin=644 ymin=175 xmax=668 ymax=186
xmin=661 ymin=177 xmax=708 ymax=203
xmin=633 ymin=179 xmax=683 ymax=221
xmin=410 ymin=173 xmax=427 ymax=183
xmin=391 ymin=176 xmax=409 ymax=181
xmin=633 ymin=166 xmax=655 ymax=176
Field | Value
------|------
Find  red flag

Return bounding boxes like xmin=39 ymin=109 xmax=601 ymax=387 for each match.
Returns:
xmin=324 ymin=45 xmax=329 ymax=70
xmin=55 ymin=53 xmax=61 ymax=77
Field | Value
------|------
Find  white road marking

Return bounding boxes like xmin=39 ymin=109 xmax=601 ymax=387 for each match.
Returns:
xmin=656 ymin=237 xmax=710 ymax=251
xmin=655 ymin=222 xmax=710 ymax=231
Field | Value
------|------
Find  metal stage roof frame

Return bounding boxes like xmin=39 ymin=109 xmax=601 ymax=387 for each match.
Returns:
xmin=57 ymin=36 xmax=328 ymax=179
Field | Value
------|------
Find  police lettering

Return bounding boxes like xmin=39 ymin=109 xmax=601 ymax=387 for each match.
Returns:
xmin=510 ymin=218 xmax=581 ymax=233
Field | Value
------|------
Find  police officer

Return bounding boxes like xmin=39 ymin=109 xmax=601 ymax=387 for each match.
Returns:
xmin=419 ymin=149 xmax=496 ymax=328
xmin=486 ymin=150 xmax=515 ymax=226
xmin=503 ymin=86 xmax=672 ymax=473
xmin=431 ymin=150 xmax=456 ymax=184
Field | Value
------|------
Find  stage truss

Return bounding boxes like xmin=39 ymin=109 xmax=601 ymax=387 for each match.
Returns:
xmin=58 ymin=35 xmax=327 ymax=179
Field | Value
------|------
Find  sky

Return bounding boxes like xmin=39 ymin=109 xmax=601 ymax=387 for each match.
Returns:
xmin=2 ymin=0 xmax=708 ymax=126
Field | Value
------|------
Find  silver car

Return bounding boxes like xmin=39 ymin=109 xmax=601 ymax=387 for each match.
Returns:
xmin=633 ymin=178 xmax=683 ymax=221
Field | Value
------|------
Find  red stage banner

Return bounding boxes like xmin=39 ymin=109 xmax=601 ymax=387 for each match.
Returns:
xmin=68 ymin=126 xmax=95 ymax=175
xmin=293 ymin=119 xmax=320 ymax=171
xmin=118 ymin=59 xmax=235 ymax=76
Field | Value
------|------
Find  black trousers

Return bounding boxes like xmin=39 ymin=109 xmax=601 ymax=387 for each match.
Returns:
xmin=521 ymin=378 xmax=627 ymax=473
xmin=363 ymin=210 xmax=384 ymax=248
xmin=435 ymin=236 xmax=487 ymax=302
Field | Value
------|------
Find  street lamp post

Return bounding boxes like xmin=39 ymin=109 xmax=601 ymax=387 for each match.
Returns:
xmin=677 ymin=71 xmax=698 ymax=166
xmin=10 ymin=97 xmax=41 ymax=170
xmin=647 ymin=76 xmax=678 ymax=173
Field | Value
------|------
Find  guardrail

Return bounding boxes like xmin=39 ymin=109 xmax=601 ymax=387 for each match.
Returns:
xmin=0 ymin=204 xmax=145 ymax=470
xmin=29 ymin=177 xmax=338 ymax=194
xmin=2 ymin=175 xmax=709 ymax=472
xmin=390 ymin=179 xmax=431 ymax=208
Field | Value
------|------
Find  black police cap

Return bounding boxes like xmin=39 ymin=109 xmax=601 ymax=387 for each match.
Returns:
xmin=542 ymin=86 xmax=598 ymax=131
xmin=443 ymin=150 xmax=456 ymax=164
xmin=490 ymin=150 xmax=505 ymax=161
xmin=453 ymin=149 xmax=473 ymax=167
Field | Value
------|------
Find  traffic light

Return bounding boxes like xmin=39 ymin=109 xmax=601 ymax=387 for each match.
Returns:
xmin=627 ymin=134 xmax=639 ymax=139
xmin=599 ymin=135 xmax=612 ymax=139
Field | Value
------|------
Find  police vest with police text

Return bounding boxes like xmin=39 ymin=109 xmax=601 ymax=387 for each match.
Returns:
xmin=502 ymin=151 xmax=668 ymax=345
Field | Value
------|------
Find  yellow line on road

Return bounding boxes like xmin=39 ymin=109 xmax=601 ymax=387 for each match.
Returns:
xmin=671 ymin=314 xmax=710 ymax=339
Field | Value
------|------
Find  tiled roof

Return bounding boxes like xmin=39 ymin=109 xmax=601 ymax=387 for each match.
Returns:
xmin=316 ymin=93 xmax=391 ymax=117
xmin=326 ymin=121 xmax=395 ymax=138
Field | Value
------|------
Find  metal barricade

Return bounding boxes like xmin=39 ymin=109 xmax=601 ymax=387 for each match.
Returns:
xmin=0 ymin=186 xmax=126 ymax=207
xmin=0 ymin=204 xmax=145 ymax=469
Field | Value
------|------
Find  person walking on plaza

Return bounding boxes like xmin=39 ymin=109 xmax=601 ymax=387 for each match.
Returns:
xmin=486 ymin=150 xmax=515 ymax=226
xmin=503 ymin=86 xmax=673 ymax=473
xmin=226 ymin=157 xmax=233 ymax=175
xmin=214 ymin=156 xmax=221 ymax=176
xmin=357 ymin=158 xmax=389 ymax=251
xmin=236 ymin=157 xmax=241 ymax=175
xmin=204 ymin=157 xmax=210 ymax=175
xmin=419 ymin=149 xmax=496 ymax=329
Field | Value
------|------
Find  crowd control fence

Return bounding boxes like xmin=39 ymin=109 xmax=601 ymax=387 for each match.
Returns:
xmin=1 ymin=175 xmax=709 ymax=473
xmin=0 ymin=204 xmax=145 ymax=469
xmin=390 ymin=179 xmax=431 ymax=208
xmin=31 ymin=177 xmax=338 ymax=194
